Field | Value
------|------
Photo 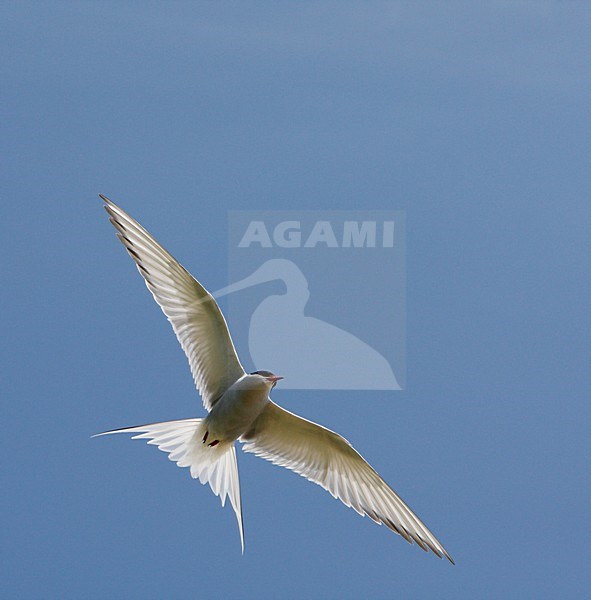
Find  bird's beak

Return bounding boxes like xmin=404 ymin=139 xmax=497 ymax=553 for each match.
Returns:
xmin=267 ymin=375 xmax=284 ymax=383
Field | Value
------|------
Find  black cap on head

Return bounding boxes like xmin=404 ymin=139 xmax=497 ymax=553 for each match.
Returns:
xmin=250 ymin=370 xmax=275 ymax=377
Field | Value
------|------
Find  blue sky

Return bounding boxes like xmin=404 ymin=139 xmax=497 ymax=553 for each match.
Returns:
xmin=2 ymin=2 xmax=590 ymax=598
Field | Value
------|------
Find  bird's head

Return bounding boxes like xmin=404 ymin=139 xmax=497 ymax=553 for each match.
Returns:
xmin=249 ymin=370 xmax=284 ymax=389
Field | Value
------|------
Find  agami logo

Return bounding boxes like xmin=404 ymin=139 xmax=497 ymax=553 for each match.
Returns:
xmin=238 ymin=221 xmax=396 ymax=248
xmin=218 ymin=211 xmax=406 ymax=391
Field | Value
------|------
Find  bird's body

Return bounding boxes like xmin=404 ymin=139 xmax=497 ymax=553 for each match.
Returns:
xmin=206 ymin=374 xmax=272 ymax=443
xmin=94 ymin=196 xmax=453 ymax=564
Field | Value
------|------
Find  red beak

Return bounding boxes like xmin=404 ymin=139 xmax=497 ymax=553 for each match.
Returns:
xmin=267 ymin=375 xmax=284 ymax=383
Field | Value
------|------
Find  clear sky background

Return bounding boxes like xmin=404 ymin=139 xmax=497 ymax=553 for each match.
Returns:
xmin=2 ymin=3 xmax=589 ymax=598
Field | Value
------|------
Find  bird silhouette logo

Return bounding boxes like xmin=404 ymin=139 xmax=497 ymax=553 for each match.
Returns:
xmin=214 ymin=258 xmax=401 ymax=390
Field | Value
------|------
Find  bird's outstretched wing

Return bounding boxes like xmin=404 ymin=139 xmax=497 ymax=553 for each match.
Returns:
xmin=101 ymin=195 xmax=245 ymax=410
xmin=241 ymin=401 xmax=453 ymax=563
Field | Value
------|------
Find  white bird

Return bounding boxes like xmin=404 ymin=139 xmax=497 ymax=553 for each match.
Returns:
xmin=94 ymin=195 xmax=454 ymax=564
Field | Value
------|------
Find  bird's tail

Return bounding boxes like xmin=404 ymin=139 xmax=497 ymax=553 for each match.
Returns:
xmin=93 ymin=418 xmax=244 ymax=552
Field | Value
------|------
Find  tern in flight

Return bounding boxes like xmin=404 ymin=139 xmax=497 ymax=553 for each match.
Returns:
xmin=94 ymin=196 xmax=453 ymax=564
